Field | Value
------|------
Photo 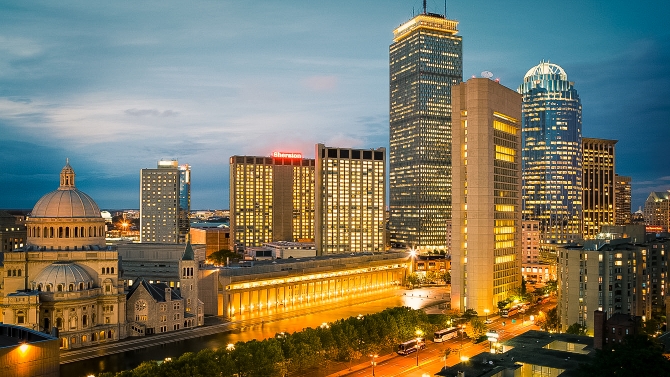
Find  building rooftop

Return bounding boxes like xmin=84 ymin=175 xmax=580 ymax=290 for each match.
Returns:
xmin=438 ymin=331 xmax=594 ymax=377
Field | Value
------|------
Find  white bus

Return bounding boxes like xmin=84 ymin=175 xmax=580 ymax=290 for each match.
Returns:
xmin=397 ymin=338 xmax=426 ymax=355
xmin=433 ymin=327 xmax=459 ymax=342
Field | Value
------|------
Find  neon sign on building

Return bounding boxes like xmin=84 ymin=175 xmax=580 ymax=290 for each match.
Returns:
xmin=272 ymin=152 xmax=302 ymax=159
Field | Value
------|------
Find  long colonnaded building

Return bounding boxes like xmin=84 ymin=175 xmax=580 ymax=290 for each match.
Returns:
xmin=215 ymin=252 xmax=409 ymax=319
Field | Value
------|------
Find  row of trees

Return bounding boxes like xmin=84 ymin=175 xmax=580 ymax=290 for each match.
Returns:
xmin=97 ymin=306 xmax=460 ymax=377
xmin=406 ymin=271 xmax=450 ymax=288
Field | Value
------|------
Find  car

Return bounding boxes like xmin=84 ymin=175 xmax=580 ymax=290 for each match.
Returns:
xmin=485 ymin=319 xmax=493 ymax=324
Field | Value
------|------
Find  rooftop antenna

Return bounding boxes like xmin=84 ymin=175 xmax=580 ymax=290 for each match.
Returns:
xmin=445 ymin=0 xmax=447 ymax=17
xmin=423 ymin=0 xmax=427 ymax=14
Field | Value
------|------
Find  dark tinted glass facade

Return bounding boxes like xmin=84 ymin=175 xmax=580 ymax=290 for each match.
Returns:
xmin=518 ymin=62 xmax=582 ymax=246
xmin=389 ymin=13 xmax=462 ymax=251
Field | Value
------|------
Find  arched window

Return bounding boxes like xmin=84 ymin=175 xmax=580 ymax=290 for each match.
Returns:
xmin=111 ymin=267 xmax=114 ymax=274
xmin=69 ymin=316 xmax=77 ymax=329
xmin=79 ymin=283 xmax=84 ymax=290
xmin=58 ymin=227 xmax=63 ymax=238
xmin=101 ymin=268 xmax=105 ymax=274
xmin=17 ymin=269 xmax=21 ymax=277
xmin=68 ymin=284 xmax=74 ymax=292
xmin=49 ymin=227 xmax=54 ymax=238
xmin=82 ymin=315 xmax=88 ymax=327
xmin=57 ymin=284 xmax=63 ymax=292
xmin=106 ymin=267 xmax=110 ymax=274
xmin=56 ymin=317 xmax=63 ymax=328
xmin=44 ymin=227 xmax=48 ymax=238
xmin=107 ymin=330 xmax=112 ymax=339
xmin=46 ymin=284 xmax=52 ymax=292
xmin=74 ymin=227 xmax=78 ymax=237
xmin=37 ymin=284 xmax=42 ymax=291
xmin=89 ymin=227 xmax=92 ymax=237
xmin=82 ymin=334 xmax=87 ymax=342
xmin=65 ymin=227 xmax=70 ymax=238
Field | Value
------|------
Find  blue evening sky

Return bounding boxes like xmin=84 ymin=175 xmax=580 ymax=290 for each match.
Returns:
xmin=0 ymin=0 xmax=668 ymax=211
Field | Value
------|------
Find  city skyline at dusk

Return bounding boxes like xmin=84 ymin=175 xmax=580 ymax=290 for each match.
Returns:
xmin=1 ymin=0 xmax=668 ymax=210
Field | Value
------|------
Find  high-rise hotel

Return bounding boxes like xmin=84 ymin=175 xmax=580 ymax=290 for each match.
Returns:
xmin=451 ymin=78 xmax=522 ymax=313
xmin=315 ymin=144 xmax=385 ymax=255
xmin=519 ymin=62 xmax=582 ymax=247
xmin=229 ymin=152 xmax=315 ymax=249
xmin=389 ymin=10 xmax=462 ymax=252
xmin=140 ymin=160 xmax=191 ymax=243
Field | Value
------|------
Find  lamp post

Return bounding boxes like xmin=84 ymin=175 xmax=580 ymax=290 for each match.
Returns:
xmin=415 ymin=329 xmax=424 ymax=366
xmin=369 ymin=354 xmax=378 ymax=376
xmin=484 ymin=309 xmax=490 ymax=322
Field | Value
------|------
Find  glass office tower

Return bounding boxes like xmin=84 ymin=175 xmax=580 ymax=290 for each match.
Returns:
xmin=389 ymin=11 xmax=462 ymax=252
xmin=518 ymin=62 xmax=582 ymax=247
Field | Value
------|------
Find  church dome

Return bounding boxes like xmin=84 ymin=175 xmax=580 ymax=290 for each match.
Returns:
xmin=30 ymin=161 xmax=102 ymax=218
xmin=32 ymin=261 xmax=95 ymax=291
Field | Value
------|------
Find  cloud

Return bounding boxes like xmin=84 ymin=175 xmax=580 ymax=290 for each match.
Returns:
xmin=125 ymin=108 xmax=179 ymax=117
xmin=301 ymin=75 xmax=339 ymax=92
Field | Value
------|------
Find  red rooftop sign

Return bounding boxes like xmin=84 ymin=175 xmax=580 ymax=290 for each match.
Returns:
xmin=272 ymin=152 xmax=302 ymax=159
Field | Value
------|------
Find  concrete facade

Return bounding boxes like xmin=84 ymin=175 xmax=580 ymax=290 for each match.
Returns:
xmin=451 ymin=78 xmax=522 ymax=313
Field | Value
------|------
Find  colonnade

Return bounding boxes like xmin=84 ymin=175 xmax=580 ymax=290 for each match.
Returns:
xmin=225 ymin=267 xmax=404 ymax=318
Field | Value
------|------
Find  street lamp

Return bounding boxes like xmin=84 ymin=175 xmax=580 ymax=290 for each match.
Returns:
xmin=415 ymin=329 xmax=424 ymax=366
xmin=484 ymin=309 xmax=490 ymax=322
xmin=226 ymin=343 xmax=235 ymax=351
xmin=369 ymin=354 xmax=378 ymax=376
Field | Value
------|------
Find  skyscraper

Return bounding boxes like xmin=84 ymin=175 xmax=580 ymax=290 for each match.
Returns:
xmin=519 ymin=61 xmax=582 ymax=247
xmin=140 ymin=160 xmax=191 ymax=243
xmin=615 ymin=174 xmax=632 ymax=226
xmin=643 ymin=191 xmax=670 ymax=232
xmin=389 ymin=9 xmax=462 ymax=252
xmin=451 ymin=78 xmax=522 ymax=313
xmin=229 ymin=153 xmax=315 ymax=249
xmin=315 ymin=144 xmax=385 ymax=255
xmin=582 ymin=138 xmax=617 ymax=239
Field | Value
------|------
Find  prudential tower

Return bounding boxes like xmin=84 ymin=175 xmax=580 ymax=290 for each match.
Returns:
xmin=518 ymin=61 xmax=582 ymax=251
xmin=389 ymin=8 xmax=462 ymax=252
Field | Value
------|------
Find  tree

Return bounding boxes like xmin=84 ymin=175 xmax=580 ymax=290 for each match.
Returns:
xmin=461 ymin=309 xmax=478 ymax=322
xmin=546 ymin=307 xmax=559 ymax=332
xmin=544 ymin=280 xmax=558 ymax=295
xmin=406 ymin=273 xmax=421 ymax=288
xmin=470 ymin=318 xmax=486 ymax=338
xmin=438 ymin=271 xmax=451 ymax=285
xmin=577 ymin=334 xmax=670 ymax=377
xmin=565 ymin=322 xmax=587 ymax=336
xmin=207 ymin=249 xmax=239 ymax=266
xmin=497 ymin=299 xmax=510 ymax=312
xmin=425 ymin=270 xmax=437 ymax=284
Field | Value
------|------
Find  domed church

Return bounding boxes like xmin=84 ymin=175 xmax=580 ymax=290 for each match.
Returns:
xmin=0 ymin=162 xmax=201 ymax=349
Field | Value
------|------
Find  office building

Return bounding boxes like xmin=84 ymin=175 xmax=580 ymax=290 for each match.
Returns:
xmin=615 ymin=175 xmax=632 ymax=225
xmin=229 ymin=153 xmax=315 ymax=249
xmin=315 ymin=144 xmax=385 ymax=255
xmin=519 ymin=61 xmax=582 ymax=247
xmin=140 ymin=160 xmax=191 ymax=243
xmin=643 ymin=191 xmax=670 ymax=232
xmin=582 ymin=138 xmax=617 ymax=239
xmin=451 ymin=78 xmax=522 ymax=313
xmin=389 ymin=9 xmax=462 ymax=252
